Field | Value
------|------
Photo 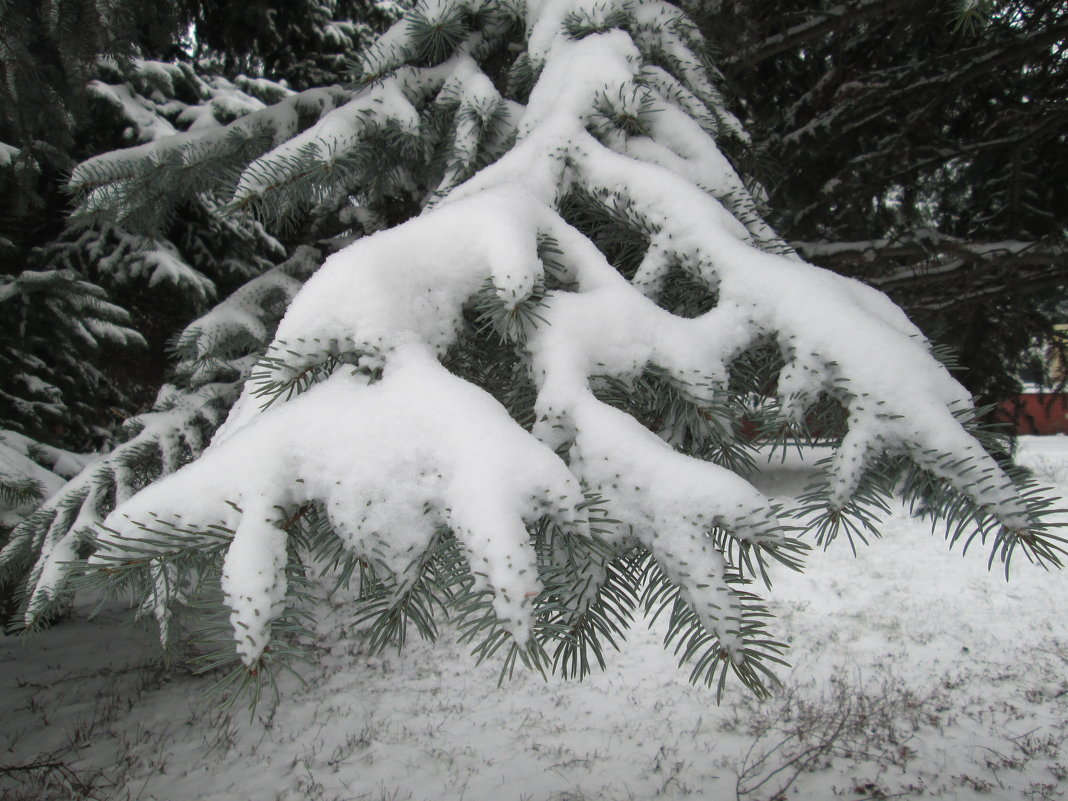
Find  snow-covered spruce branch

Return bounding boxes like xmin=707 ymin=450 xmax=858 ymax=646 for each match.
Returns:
xmin=22 ymin=0 xmax=1065 ymax=699
xmin=0 ymin=251 xmax=313 ymax=628
xmin=29 ymin=58 xmax=288 ymax=318
xmin=0 ymin=431 xmax=90 ymax=530
xmin=68 ymin=0 xmax=777 ymax=250
xmin=68 ymin=84 xmax=351 ymax=231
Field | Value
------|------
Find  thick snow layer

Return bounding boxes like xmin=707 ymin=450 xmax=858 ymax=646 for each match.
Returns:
xmin=221 ymin=504 xmax=290 ymax=665
xmin=98 ymin=349 xmax=587 ymax=654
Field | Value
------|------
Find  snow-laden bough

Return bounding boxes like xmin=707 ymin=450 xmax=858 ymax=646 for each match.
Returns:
xmin=19 ymin=0 xmax=1064 ymax=698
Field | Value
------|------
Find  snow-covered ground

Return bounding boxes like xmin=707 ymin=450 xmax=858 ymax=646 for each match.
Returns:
xmin=4 ymin=437 xmax=1068 ymax=800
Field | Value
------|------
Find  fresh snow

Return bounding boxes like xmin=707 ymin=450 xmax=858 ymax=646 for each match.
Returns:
xmin=99 ymin=349 xmax=588 ymax=648
xmin=87 ymin=81 xmax=179 ymax=142
xmin=70 ymin=85 xmax=350 ymax=213
xmin=3 ymin=439 xmax=1068 ymax=800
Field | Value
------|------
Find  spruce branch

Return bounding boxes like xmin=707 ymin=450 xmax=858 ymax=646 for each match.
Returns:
xmin=12 ymin=0 xmax=1063 ymax=704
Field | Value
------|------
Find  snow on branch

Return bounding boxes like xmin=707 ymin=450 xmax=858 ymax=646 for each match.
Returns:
xmin=68 ymin=85 xmax=351 ymax=231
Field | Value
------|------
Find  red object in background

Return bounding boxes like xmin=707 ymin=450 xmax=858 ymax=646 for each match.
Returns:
xmin=996 ymin=394 xmax=1068 ymax=435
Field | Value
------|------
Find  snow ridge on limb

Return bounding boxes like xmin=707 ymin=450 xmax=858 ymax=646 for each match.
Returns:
xmin=39 ymin=0 xmax=1064 ymax=699
xmin=0 ymin=432 xmax=90 ymax=530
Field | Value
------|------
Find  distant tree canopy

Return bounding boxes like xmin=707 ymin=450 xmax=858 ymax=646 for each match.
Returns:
xmin=0 ymin=0 xmax=405 ymax=452
xmin=691 ymin=0 xmax=1068 ymax=402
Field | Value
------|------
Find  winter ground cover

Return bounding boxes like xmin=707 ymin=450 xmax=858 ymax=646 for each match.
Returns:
xmin=3 ymin=437 xmax=1068 ymax=801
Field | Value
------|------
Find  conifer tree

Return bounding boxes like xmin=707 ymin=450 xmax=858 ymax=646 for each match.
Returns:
xmin=0 ymin=1 xmax=409 ymax=448
xmin=2 ymin=0 xmax=1063 ymax=699
xmin=0 ymin=0 xmax=407 ymax=624
xmin=186 ymin=0 xmax=410 ymax=90
xmin=0 ymin=0 xmax=193 ymax=454
xmin=0 ymin=6 xmax=272 ymax=458
xmin=687 ymin=0 xmax=1068 ymax=403
xmin=0 ymin=57 xmax=290 ymax=543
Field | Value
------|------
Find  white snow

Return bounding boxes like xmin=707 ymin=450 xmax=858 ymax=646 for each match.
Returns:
xmin=0 ymin=141 xmax=19 ymax=167
xmin=70 ymin=86 xmax=350 ymax=201
xmin=87 ymin=81 xmax=179 ymax=142
xmin=232 ymin=78 xmax=422 ymax=203
xmin=10 ymin=255 xmax=309 ymax=617
xmin=97 ymin=348 xmax=587 ymax=651
xmin=221 ymin=503 xmax=290 ymax=665
xmin=131 ymin=241 xmax=217 ymax=300
xmin=0 ymin=433 xmax=76 ymax=527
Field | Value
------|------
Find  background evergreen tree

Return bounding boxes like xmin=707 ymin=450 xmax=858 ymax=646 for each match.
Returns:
xmin=0 ymin=0 xmax=198 ymax=456
xmin=686 ymin=0 xmax=1068 ymax=404
xmin=0 ymin=35 xmax=293 ymax=563
xmin=0 ymin=0 xmax=406 ymax=623
xmin=1 ymin=1 xmax=408 ymax=445
xmin=186 ymin=0 xmax=409 ymax=89
xmin=1 ymin=0 xmax=1063 ymax=701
